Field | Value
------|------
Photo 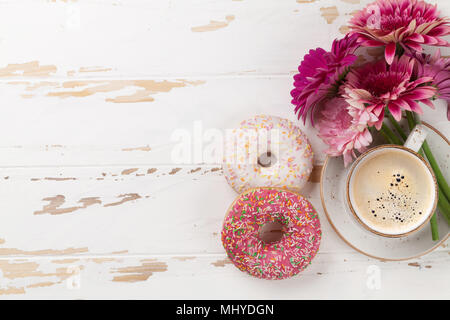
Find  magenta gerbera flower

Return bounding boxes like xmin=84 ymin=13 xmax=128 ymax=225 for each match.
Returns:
xmin=414 ymin=49 xmax=450 ymax=120
xmin=343 ymin=55 xmax=437 ymax=130
xmin=291 ymin=34 xmax=359 ymax=125
xmin=317 ymin=97 xmax=374 ymax=167
xmin=349 ymin=0 xmax=450 ymax=65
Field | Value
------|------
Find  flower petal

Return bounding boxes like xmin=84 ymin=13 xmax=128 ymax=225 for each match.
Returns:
xmin=405 ymin=99 xmax=424 ymax=114
xmin=385 ymin=42 xmax=397 ymax=65
xmin=388 ymin=102 xmax=403 ymax=121
xmin=420 ymin=99 xmax=435 ymax=109
xmin=404 ymin=41 xmax=423 ymax=52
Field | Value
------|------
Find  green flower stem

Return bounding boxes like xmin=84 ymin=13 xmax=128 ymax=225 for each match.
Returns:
xmin=381 ymin=123 xmax=403 ymax=145
xmin=429 ymin=213 xmax=440 ymax=241
xmin=438 ymin=187 xmax=450 ymax=225
xmin=387 ymin=112 xmax=407 ymax=141
xmin=379 ymin=127 xmax=395 ymax=144
xmin=405 ymin=111 xmax=415 ymax=131
xmin=401 ymin=111 xmax=450 ymax=239
xmin=422 ymin=141 xmax=450 ymax=201
xmin=406 ymin=111 xmax=450 ymax=202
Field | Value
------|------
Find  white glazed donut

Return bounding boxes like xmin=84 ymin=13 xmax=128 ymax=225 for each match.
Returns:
xmin=223 ymin=115 xmax=314 ymax=193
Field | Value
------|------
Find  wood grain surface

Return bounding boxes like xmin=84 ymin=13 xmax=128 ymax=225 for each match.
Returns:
xmin=0 ymin=0 xmax=449 ymax=299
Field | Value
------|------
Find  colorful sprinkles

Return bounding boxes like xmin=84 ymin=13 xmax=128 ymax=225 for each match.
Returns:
xmin=222 ymin=187 xmax=321 ymax=280
xmin=223 ymin=115 xmax=314 ymax=193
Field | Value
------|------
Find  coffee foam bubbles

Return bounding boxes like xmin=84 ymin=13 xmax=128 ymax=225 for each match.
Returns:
xmin=349 ymin=148 xmax=435 ymax=235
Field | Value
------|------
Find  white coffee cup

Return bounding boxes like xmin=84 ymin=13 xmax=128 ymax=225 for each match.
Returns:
xmin=346 ymin=125 xmax=438 ymax=238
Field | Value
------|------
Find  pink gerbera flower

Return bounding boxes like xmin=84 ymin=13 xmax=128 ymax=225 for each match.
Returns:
xmin=343 ymin=55 xmax=437 ymax=130
xmin=291 ymin=34 xmax=359 ymax=125
xmin=414 ymin=49 xmax=450 ymax=120
xmin=317 ymin=98 xmax=374 ymax=167
xmin=349 ymin=0 xmax=450 ymax=65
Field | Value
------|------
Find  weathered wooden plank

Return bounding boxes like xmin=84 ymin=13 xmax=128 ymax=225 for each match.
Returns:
xmin=0 ymin=164 xmax=447 ymax=257
xmin=0 ymin=164 xmax=352 ymax=255
xmin=0 ymin=78 xmax=448 ymax=168
xmin=0 ymin=77 xmax=333 ymax=166
xmin=0 ymin=0 xmax=447 ymax=79
xmin=0 ymin=250 xmax=448 ymax=299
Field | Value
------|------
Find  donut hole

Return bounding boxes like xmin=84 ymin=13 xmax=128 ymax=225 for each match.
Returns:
xmin=259 ymin=220 xmax=285 ymax=243
xmin=257 ymin=151 xmax=277 ymax=168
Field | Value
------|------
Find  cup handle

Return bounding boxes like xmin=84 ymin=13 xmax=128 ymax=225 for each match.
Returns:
xmin=404 ymin=124 xmax=427 ymax=152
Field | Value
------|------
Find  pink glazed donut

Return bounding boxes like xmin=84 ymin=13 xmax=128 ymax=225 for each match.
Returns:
xmin=222 ymin=187 xmax=321 ymax=280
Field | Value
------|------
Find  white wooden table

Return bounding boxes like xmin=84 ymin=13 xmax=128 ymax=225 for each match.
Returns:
xmin=0 ymin=0 xmax=449 ymax=299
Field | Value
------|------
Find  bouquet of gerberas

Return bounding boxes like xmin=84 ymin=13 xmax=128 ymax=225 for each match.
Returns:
xmin=291 ymin=0 xmax=450 ymax=239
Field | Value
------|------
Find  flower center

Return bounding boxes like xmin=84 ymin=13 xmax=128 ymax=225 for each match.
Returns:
xmin=361 ymin=72 xmax=404 ymax=97
xmin=380 ymin=12 xmax=435 ymax=33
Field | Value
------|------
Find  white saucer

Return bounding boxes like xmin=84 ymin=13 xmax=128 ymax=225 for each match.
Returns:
xmin=320 ymin=122 xmax=449 ymax=261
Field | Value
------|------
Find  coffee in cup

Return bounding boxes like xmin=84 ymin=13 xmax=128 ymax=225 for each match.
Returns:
xmin=346 ymin=125 xmax=438 ymax=237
